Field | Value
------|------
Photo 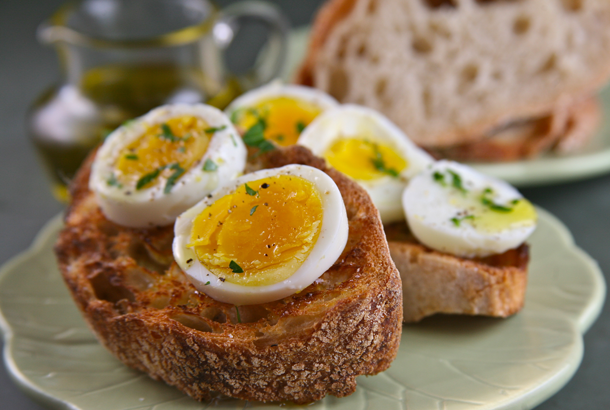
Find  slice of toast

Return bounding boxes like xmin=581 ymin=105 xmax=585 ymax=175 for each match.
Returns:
xmin=297 ymin=0 xmax=610 ymax=151
xmin=427 ymin=94 xmax=601 ymax=161
xmin=55 ymin=145 xmax=402 ymax=404
xmin=385 ymin=223 xmax=529 ymax=323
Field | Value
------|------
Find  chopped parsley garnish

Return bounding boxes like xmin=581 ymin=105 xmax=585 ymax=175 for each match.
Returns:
xmin=160 ymin=123 xmax=178 ymax=142
xmin=450 ymin=215 xmax=475 ymax=227
xmin=242 ymin=118 xmax=275 ymax=153
xmin=296 ymin=121 xmax=306 ymax=133
xmin=124 ymin=154 xmax=138 ymax=160
xmin=164 ymin=163 xmax=185 ymax=194
xmin=230 ymin=134 xmax=238 ymax=147
xmin=229 ymin=260 xmax=244 ymax=273
xmin=433 ymin=171 xmax=446 ymax=186
xmin=107 ymin=173 xmax=122 ymax=188
xmin=370 ymin=144 xmax=399 ymax=178
xmin=480 ymin=188 xmax=515 ymax=212
xmin=136 ymin=168 xmax=161 ymax=190
xmin=204 ymin=281 xmax=210 ymax=286
xmin=245 ymin=183 xmax=258 ymax=196
xmin=276 ymin=135 xmax=285 ymax=142
xmin=204 ymin=125 xmax=227 ymax=134
xmin=203 ymin=159 xmax=218 ymax=172
xmin=235 ymin=306 xmax=242 ymax=323
xmin=250 ymin=205 xmax=258 ymax=215
xmin=448 ymin=170 xmax=467 ymax=193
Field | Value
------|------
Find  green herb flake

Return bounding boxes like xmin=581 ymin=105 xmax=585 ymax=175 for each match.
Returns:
xmin=160 ymin=123 xmax=178 ymax=142
xmin=203 ymin=159 xmax=218 ymax=172
xmin=448 ymin=170 xmax=467 ymax=193
xmin=250 ymin=205 xmax=258 ymax=216
xmin=370 ymin=144 xmax=399 ymax=178
xmin=124 ymin=154 xmax=138 ymax=160
xmin=243 ymin=119 xmax=276 ymax=154
xmin=235 ymin=306 xmax=242 ymax=323
xmin=230 ymin=134 xmax=238 ymax=147
xmin=433 ymin=171 xmax=446 ymax=186
xmin=480 ymin=188 xmax=515 ymax=213
xmin=107 ymin=173 xmax=122 ymax=188
xmin=205 ymin=281 xmax=210 ymax=286
xmin=296 ymin=121 xmax=306 ymax=133
xmin=245 ymin=183 xmax=258 ymax=196
xmin=204 ymin=125 xmax=227 ymax=135
xmin=229 ymin=260 xmax=244 ymax=273
xmin=276 ymin=135 xmax=285 ymax=142
xmin=164 ymin=163 xmax=185 ymax=194
xmin=136 ymin=168 xmax=161 ymax=190
xmin=450 ymin=215 xmax=474 ymax=227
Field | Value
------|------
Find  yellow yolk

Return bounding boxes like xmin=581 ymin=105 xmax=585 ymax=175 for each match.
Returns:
xmin=324 ymin=138 xmax=407 ymax=181
xmin=235 ymin=97 xmax=323 ymax=146
xmin=452 ymin=194 xmax=537 ymax=233
xmin=115 ymin=116 xmax=211 ymax=189
xmin=187 ymin=175 xmax=324 ymax=286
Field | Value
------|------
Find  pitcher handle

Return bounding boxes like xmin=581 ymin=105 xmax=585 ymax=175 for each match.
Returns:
xmin=213 ymin=1 xmax=290 ymax=90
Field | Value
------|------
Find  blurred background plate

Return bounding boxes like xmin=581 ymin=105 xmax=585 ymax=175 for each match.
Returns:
xmin=0 ymin=207 xmax=604 ymax=410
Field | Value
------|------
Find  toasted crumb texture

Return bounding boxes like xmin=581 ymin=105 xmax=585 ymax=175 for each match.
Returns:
xmin=55 ymin=146 xmax=402 ymax=404
xmin=298 ymin=0 xmax=610 ymax=149
xmin=385 ymin=223 xmax=528 ymax=323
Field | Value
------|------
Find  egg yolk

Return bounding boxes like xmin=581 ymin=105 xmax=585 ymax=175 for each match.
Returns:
xmin=450 ymin=191 xmax=537 ymax=233
xmin=234 ymin=97 xmax=323 ymax=146
xmin=324 ymin=138 xmax=407 ymax=181
xmin=187 ymin=175 xmax=324 ymax=286
xmin=115 ymin=116 xmax=211 ymax=190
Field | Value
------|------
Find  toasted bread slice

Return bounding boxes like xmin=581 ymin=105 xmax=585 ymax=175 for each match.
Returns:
xmin=55 ymin=145 xmax=402 ymax=404
xmin=427 ymin=95 xmax=601 ymax=161
xmin=385 ymin=223 xmax=528 ymax=323
xmin=297 ymin=0 xmax=610 ymax=150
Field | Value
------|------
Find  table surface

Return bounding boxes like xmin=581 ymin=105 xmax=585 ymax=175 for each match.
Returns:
xmin=1 ymin=0 xmax=608 ymax=409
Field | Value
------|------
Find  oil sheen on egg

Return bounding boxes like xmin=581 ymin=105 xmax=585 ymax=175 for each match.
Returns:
xmin=173 ymin=164 xmax=349 ymax=305
xmin=90 ymin=104 xmax=246 ymax=228
xmin=225 ymin=82 xmax=338 ymax=147
xmin=403 ymin=161 xmax=537 ymax=258
xmin=298 ymin=105 xmax=434 ymax=223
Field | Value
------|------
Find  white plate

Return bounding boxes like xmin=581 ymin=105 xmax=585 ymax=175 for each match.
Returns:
xmin=283 ymin=27 xmax=610 ymax=187
xmin=0 ymin=208 xmax=605 ymax=410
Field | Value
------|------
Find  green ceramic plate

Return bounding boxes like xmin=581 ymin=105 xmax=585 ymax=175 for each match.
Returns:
xmin=0 ymin=207 xmax=605 ymax=410
xmin=284 ymin=27 xmax=610 ymax=187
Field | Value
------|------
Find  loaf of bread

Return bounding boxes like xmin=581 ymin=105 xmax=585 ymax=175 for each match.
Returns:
xmin=298 ymin=0 xmax=610 ymax=159
xmin=55 ymin=145 xmax=402 ymax=404
xmin=385 ymin=222 xmax=529 ymax=323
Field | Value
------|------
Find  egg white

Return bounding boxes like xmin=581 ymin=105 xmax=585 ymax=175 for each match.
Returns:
xmin=172 ymin=164 xmax=349 ymax=305
xmin=225 ymin=81 xmax=339 ymax=122
xmin=90 ymin=104 xmax=246 ymax=228
xmin=403 ymin=160 xmax=537 ymax=258
xmin=298 ymin=105 xmax=434 ymax=224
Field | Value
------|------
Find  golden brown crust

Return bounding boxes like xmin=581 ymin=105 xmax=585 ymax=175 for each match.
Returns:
xmin=295 ymin=0 xmax=358 ymax=86
xmin=55 ymin=145 xmax=402 ymax=404
xmin=385 ymin=223 xmax=528 ymax=323
xmin=427 ymin=96 xmax=602 ymax=162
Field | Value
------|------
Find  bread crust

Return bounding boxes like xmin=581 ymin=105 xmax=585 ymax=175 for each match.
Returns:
xmin=297 ymin=0 xmax=610 ymax=150
xmin=385 ymin=223 xmax=528 ymax=323
xmin=428 ymin=95 xmax=601 ymax=162
xmin=55 ymin=146 xmax=402 ymax=404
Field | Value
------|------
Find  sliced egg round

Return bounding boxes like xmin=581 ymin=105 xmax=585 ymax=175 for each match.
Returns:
xmin=225 ymin=82 xmax=338 ymax=147
xmin=173 ymin=164 xmax=349 ymax=305
xmin=90 ymin=104 xmax=246 ymax=228
xmin=297 ymin=105 xmax=434 ymax=223
xmin=403 ymin=160 xmax=537 ymax=258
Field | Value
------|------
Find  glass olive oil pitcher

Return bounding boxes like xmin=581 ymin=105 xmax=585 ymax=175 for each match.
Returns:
xmin=28 ymin=0 xmax=288 ymax=201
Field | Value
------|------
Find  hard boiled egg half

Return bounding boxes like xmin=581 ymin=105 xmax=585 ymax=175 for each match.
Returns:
xmin=225 ymin=82 xmax=338 ymax=148
xmin=298 ymin=105 xmax=434 ymax=223
xmin=90 ymin=104 xmax=246 ymax=228
xmin=173 ymin=164 xmax=349 ymax=305
xmin=403 ymin=160 xmax=537 ymax=258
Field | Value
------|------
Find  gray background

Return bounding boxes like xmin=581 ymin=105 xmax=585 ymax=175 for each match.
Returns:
xmin=0 ymin=0 xmax=608 ymax=408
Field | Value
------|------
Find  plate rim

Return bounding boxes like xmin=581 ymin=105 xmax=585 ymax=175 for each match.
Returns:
xmin=0 ymin=210 xmax=605 ymax=410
